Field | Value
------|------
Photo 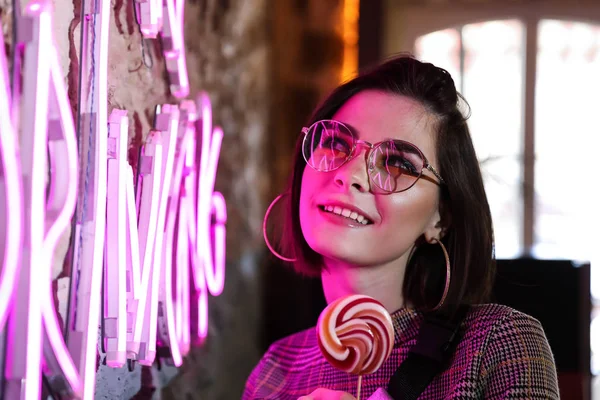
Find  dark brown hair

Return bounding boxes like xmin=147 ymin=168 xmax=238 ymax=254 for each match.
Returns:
xmin=279 ymin=54 xmax=495 ymax=314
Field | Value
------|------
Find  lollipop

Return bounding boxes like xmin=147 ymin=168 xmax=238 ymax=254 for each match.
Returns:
xmin=317 ymin=295 xmax=394 ymax=398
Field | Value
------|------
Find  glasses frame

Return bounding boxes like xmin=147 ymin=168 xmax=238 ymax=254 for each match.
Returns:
xmin=301 ymin=119 xmax=446 ymax=193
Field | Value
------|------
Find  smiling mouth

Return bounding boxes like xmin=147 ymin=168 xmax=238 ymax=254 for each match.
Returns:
xmin=318 ymin=205 xmax=373 ymax=225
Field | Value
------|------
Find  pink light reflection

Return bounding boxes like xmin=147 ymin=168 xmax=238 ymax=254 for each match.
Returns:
xmin=0 ymin=20 xmax=22 ymax=333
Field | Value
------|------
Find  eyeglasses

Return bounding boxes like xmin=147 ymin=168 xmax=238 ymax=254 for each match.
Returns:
xmin=301 ymin=119 xmax=445 ymax=193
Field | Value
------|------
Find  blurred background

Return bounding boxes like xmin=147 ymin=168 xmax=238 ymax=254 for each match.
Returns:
xmin=1 ymin=0 xmax=598 ymax=399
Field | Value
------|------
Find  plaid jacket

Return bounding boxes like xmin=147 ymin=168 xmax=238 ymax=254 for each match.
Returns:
xmin=243 ymin=304 xmax=559 ymax=399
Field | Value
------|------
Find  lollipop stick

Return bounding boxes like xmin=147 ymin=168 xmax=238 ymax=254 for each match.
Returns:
xmin=356 ymin=375 xmax=362 ymax=400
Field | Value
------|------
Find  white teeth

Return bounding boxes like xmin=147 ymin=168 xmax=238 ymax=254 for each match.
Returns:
xmin=321 ymin=205 xmax=370 ymax=225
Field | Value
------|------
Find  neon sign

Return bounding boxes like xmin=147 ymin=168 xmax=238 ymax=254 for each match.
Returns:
xmin=0 ymin=0 xmax=227 ymax=397
xmin=1 ymin=2 xmax=81 ymax=399
xmin=135 ymin=0 xmax=189 ymax=97
xmin=66 ymin=0 xmax=111 ymax=397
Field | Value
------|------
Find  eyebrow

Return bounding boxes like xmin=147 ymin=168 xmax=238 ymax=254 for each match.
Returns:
xmin=335 ymin=120 xmax=361 ymax=138
xmin=335 ymin=120 xmax=416 ymax=146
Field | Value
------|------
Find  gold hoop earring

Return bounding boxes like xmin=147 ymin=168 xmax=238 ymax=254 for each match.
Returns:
xmin=431 ymin=238 xmax=451 ymax=311
xmin=263 ymin=193 xmax=297 ymax=262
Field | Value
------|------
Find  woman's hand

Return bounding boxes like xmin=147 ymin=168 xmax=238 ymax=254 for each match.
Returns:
xmin=297 ymin=388 xmax=357 ymax=400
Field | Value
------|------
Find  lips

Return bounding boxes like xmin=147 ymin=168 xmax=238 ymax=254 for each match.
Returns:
xmin=317 ymin=201 xmax=375 ymax=225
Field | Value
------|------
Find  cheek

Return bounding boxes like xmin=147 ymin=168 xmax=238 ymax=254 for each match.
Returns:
xmin=379 ymin=190 xmax=439 ymax=232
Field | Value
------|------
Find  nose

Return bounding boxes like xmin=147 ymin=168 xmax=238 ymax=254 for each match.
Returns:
xmin=333 ymin=145 xmax=371 ymax=193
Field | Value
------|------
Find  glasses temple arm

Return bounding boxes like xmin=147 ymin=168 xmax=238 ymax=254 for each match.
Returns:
xmin=426 ymin=164 xmax=446 ymax=185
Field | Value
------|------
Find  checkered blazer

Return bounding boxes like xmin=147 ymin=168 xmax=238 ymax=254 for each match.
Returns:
xmin=243 ymin=304 xmax=559 ymax=399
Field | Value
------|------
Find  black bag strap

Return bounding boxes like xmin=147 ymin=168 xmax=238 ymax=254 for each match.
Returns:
xmin=386 ymin=304 xmax=470 ymax=400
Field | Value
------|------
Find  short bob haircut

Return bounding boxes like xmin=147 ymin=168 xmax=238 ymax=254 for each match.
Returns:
xmin=279 ymin=54 xmax=495 ymax=314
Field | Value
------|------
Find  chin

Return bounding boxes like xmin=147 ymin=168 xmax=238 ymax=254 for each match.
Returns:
xmin=305 ymin=235 xmax=384 ymax=267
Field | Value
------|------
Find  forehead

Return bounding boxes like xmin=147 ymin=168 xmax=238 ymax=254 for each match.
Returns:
xmin=332 ymin=90 xmax=438 ymax=157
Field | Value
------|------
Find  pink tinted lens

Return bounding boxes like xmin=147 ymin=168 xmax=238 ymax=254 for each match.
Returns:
xmin=302 ymin=120 xmax=354 ymax=171
xmin=368 ymin=140 xmax=423 ymax=193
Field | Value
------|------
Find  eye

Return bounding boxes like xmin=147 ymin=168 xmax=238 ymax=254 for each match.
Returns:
xmin=374 ymin=151 xmax=421 ymax=178
xmin=387 ymin=154 xmax=417 ymax=172
xmin=321 ymin=136 xmax=349 ymax=151
xmin=317 ymin=132 xmax=353 ymax=156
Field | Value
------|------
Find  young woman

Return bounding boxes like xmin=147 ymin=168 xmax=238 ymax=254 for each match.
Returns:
xmin=244 ymin=55 xmax=559 ymax=400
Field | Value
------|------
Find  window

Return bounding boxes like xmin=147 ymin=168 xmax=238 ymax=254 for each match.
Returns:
xmin=415 ymin=18 xmax=600 ymax=377
xmin=417 ymin=20 xmax=525 ymax=259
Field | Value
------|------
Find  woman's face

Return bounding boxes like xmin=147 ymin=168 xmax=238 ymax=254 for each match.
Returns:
xmin=299 ymin=90 xmax=443 ymax=268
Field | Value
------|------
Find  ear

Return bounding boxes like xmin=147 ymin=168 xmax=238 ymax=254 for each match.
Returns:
xmin=424 ymin=201 xmax=451 ymax=243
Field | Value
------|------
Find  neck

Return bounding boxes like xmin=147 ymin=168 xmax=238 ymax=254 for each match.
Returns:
xmin=320 ymin=256 xmax=409 ymax=313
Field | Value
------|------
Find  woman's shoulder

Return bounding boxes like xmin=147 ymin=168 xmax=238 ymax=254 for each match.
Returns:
xmin=242 ymin=327 xmax=322 ymax=399
xmin=464 ymin=303 xmax=545 ymax=334
xmin=459 ymin=305 xmax=559 ymax=397
xmin=462 ymin=303 xmax=550 ymax=349
xmin=462 ymin=303 xmax=556 ymax=371
xmin=260 ymin=326 xmax=321 ymax=366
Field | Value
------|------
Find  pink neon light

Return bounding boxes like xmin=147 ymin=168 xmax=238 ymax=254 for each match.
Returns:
xmin=181 ymin=113 xmax=198 ymax=346
xmin=176 ymin=199 xmax=191 ymax=354
xmin=0 ymin=20 xmax=22 ymax=333
xmin=151 ymin=106 xmax=182 ymax=366
xmin=2 ymin=1 xmax=81 ymax=398
xmin=142 ymin=106 xmax=179 ymax=367
xmin=157 ymin=104 xmax=197 ymax=365
xmin=155 ymin=94 xmax=228 ymax=360
xmin=211 ymin=191 xmax=227 ymax=288
xmin=159 ymin=145 xmax=185 ymax=365
xmin=105 ymin=110 xmax=129 ymax=368
xmin=196 ymin=93 xmax=226 ymax=297
xmin=63 ymin=0 xmax=110 ymax=397
xmin=40 ymin=36 xmax=83 ymax=393
xmin=174 ymin=102 xmax=196 ymax=355
xmin=160 ymin=0 xmax=189 ymax=98
xmin=133 ymin=0 xmax=188 ymax=97
xmin=105 ymin=112 xmax=159 ymax=367
xmin=7 ymin=4 xmax=54 ymax=399
xmin=107 ymin=111 xmax=167 ymax=368
xmin=1 ymin=0 xmax=226 ymax=396
xmin=130 ymin=130 xmax=163 ymax=365
xmin=80 ymin=0 xmax=110 ymax=394
xmin=137 ymin=0 xmax=163 ymax=38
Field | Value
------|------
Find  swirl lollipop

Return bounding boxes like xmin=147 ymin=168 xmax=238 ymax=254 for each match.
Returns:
xmin=317 ymin=295 xmax=394 ymax=399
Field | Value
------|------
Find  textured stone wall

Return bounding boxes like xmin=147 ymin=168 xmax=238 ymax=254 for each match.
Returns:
xmin=0 ymin=0 xmax=268 ymax=398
